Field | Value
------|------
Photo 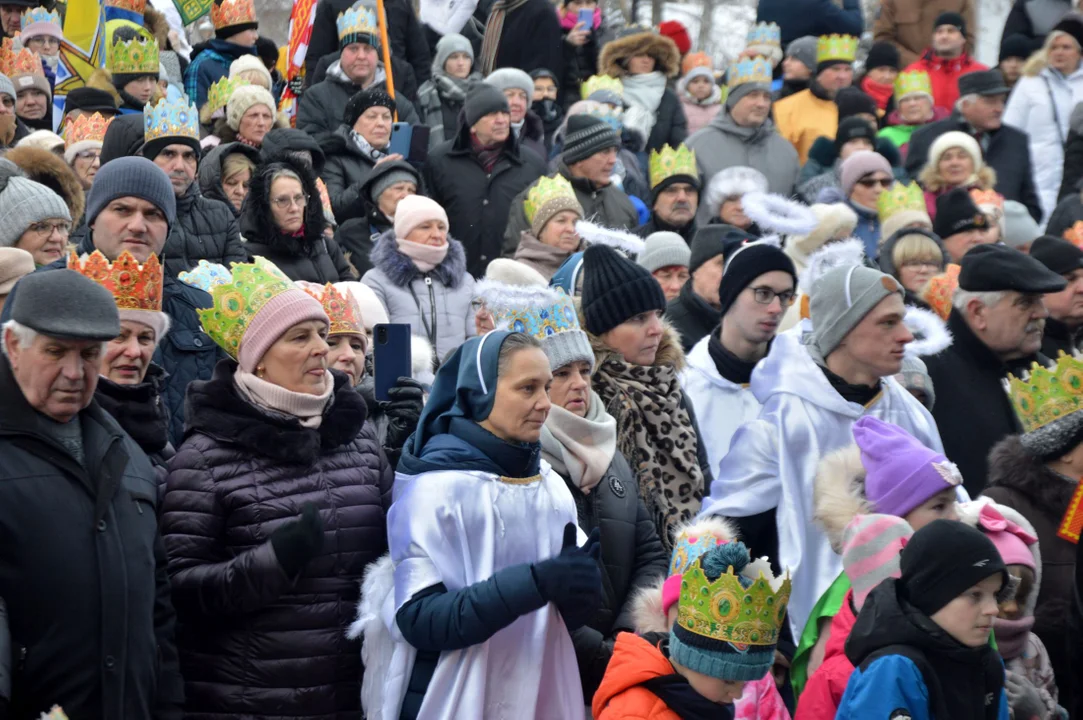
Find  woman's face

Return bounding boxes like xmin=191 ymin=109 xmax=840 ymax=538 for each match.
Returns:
xmin=444 ymin=51 xmax=472 ymax=79
xmin=238 ymin=104 xmax=274 ymax=146
xmin=896 ymin=257 xmax=941 ymax=294
xmin=15 ymin=216 xmax=70 ymax=265
xmin=377 ymin=181 xmax=417 ymax=219
xmin=1048 ymin=34 xmax=1081 ymax=74
xmin=899 ymin=94 xmax=933 ymax=125
xmin=405 ymin=218 xmax=448 ymax=246
xmin=627 ymin=54 xmax=656 ymax=75
xmin=601 ymin=310 xmax=664 ymax=365
xmin=71 ymin=148 xmax=100 ymax=189
xmin=355 ymin=106 xmax=393 ymax=149
xmin=549 ymin=359 xmax=592 ymax=416
xmin=480 ymin=346 xmax=552 ymax=443
xmin=719 ymin=198 xmax=751 ymax=228
xmin=938 ymin=147 xmax=975 ymax=186
xmin=258 ymin=319 xmax=330 ymax=395
xmin=326 ymin=333 xmax=367 ymax=386
xmin=222 ymin=167 xmax=251 ymax=212
xmin=687 ymin=76 xmax=713 ymax=101
xmin=539 ymin=210 xmax=580 ymax=252
xmin=269 ymin=177 xmax=306 ymax=234
xmin=100 ymin=319 xmax=155 ymax=385
xmin=849 ymin=172 xmax=892 ymax=210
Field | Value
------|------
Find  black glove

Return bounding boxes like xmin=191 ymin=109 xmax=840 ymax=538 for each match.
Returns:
xmin=271 ymin=503 xmax=324 ymax=576
xmin=382 ymin=376 xmax=425 ymax=456
xmin=531 ymin=523 xmax=603 ymax=630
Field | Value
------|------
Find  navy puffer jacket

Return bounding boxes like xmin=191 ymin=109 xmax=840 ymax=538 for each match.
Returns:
xmin=160 ymin=360 xmax=393 ymax=719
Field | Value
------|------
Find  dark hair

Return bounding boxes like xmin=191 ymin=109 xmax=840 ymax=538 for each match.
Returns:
xmin=255 ymin=36 xmax=279 ymax=69
xmin=497 ymin=332 xmax=543 ymax=375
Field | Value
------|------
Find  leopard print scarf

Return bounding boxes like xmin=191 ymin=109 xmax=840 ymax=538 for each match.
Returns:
xmin=594 ymin=356 xmax=704 ymax=552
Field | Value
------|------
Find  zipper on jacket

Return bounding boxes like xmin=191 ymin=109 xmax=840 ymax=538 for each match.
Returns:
xmin=425 ymin=276 xmax=438 ymax=347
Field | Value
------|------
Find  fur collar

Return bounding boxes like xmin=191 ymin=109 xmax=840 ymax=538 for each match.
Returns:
xmin=5 ymin=145 xmax=86 ymax=225
xmin=813 ymin=444 xmax=870 ymax=553
xmin=586 ymin=319 xmax=686 ymax=373
xmin=239 ymin=153 xmax=325 ymax=256
xmin=599 ymin=31 xmax=681 ymax=78
xmin=987 ymin=434 xmax=1080 ymax=515
xmin=184 ymin=360 xmax=367 ymax=463
xmin=369 ymin=228 xmax=468 ymax=288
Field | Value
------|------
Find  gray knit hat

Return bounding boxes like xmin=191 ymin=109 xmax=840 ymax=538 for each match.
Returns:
xmin=432 ymin=33 xmax=473 ymax=77
xmin=786 ymin=36 xmax=819 ymax=71
xmin=0 ymin=176 xmax=71 ymax=249
xmin=0 ymin=73 xmax=15 ymax=102
xmin=810 ymin=265 xmax=904 ymax=358
xmin=369 ymin=169 xmax=419 ymax=205
xmin=464 ymin=82 xmax=510 ymax=127
xmin=562 ymin=114 xmax=620 ymax=166
xmin=9 ymin=269 xmax=119 ymax=341
xmin=86 ymin=156 xmax=176 ymax=228
xmin=485 ymin=68 xmax=534 ymax=99
xmin=895 ymin=355 xmax=935 ymax=410
xmin=638 ymin=231 xmax=691 ymax=273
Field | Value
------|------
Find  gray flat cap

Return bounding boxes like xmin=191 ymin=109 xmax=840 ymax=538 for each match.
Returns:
xmin=10 ymin=270 xmax=120 ymax=341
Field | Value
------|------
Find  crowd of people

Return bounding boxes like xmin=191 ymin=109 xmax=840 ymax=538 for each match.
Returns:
xmin=2 ymin=0 xmax=1083 ymax=718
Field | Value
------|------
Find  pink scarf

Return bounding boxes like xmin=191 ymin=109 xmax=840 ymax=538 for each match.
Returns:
xmin=993 ymin=615 xmax=1034 ymax=660
xmin=396 ymin=238 xmax=449 ymax=272
xmin=234 ymin=368 xmax=333 ymax=429
xmin=559 ymin=7 xmax=601 ymax=29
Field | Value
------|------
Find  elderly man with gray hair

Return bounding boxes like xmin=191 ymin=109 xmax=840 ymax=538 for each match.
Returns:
xmin=925 ymin=242 xmax=1067 ymax=495
xmin=486 ymin=67 xmax=547 ymax=161
xmin=0 ymin=269 xmax=184 ymax=718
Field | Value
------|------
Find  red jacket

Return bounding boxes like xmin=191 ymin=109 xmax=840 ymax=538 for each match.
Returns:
xmin=904 ymin=50 xmax=987 ymax=110
xmin=593 ymin=633 xmax=683 ymax=720
xmin=794 ymin=590 xmax=858 ymax=720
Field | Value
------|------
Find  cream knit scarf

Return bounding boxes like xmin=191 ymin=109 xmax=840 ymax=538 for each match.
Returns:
xmin=539 ymin=389 xmax=617 ymax=493
xmin=234 ymin=368 xmax=334 ymax=429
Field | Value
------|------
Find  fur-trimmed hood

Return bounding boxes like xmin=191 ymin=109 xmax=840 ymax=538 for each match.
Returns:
xmin=813 ymin=444 xmax=870 ymax=553
xmin=987 ymin=434 xmax=1081 ymax=519
xmin=142 ymin=6 xmax=170 ymax=48
xmin=586 ymin=319 xmax=687 ymax=373
xmin=958 ymin=496 xmax=1043 ymax=616
xmin=239 ymin=153 xmax=326 ymax=257
xmin=5 ymin=145 xmax=86 ymax=225
xmin=369 ymin=227 xmax=468 ymax=289
xmin=599 ymin=31 xmax=681 ymax=79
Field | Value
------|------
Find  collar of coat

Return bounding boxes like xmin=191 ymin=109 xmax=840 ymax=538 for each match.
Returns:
xmin=987 ymin=434 xmax=1080 ymax=515
xmin=369 ymin=228 xmax=468 ymax=288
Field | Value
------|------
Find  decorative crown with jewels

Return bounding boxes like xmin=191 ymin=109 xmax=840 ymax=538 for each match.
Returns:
xmin=580 ymin=74 xmax=623 ymax=100
xmin=745 ymin=22 xmax=780 ymax=50
xmin=178 ymin=260 xmax=233 ymax=293
xmin=649 ymin=143 xmax=698 ymax=190
xmin=10 ymin=47 xmax=42 ymax=77
xmin=300 ymin=283 xmax=363 ymax=336
xmin=894 ymin=69 xmax=932 ymax=99
xmin=104 ymin=0 xmax=147 ymax=12
xmin=21 ymin=7 xmax=61 ymax=30
xmin=211 ymin=0 xmax=256 ymax=30
xmin=198 ymin=257 xmax=296 ymax=359
xmin=109 ymin=32 xmax=159 ymax=75
xmin=1007 ymin=353 xmax=1083 ymax=435
xmin=205 ymin=75 xmax=250 ymax=115
xmin=583 ymin=103 xmax=623 ymax=131
xmin=68 ymin=249 xmax=164 ymax=312
xmin=144 ymin=96 xmax=199 ymax=144
xmin=64 ymin=112 xmax=113 ymax=146
xmin=524 ymin=175 xmax=578 ymax=228
xmin=477 ymin=282 xmax=581 ymax=340
xmin=337 ymin=2 xmax=379 ymax=45
xmin=816 ymin=34 xmax=858 ymax=64
xmin=727 ymin=56 xmax=772 ymax=89
xmin=877 ymin=181 xmax=925 ymax=222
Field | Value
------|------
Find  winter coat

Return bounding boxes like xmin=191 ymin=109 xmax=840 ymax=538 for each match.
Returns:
xmin=490 ymin=0 xmax=564 ymax=78
xmin=160 ymin=361 xmax=392 ymax=719
xmin=1004 ymin=65 xmax=1083 ymax=222
xmin=903 ymin=51 xmax=988 ymax=111
xmin=333 ymin=160 xmax=423 ymax=276
xmin=94 ymin=365 xmax=175 ymax=484
xmin=296 ymin=61 xmax=420 ymax=143
xmin=755 ymin=0 xmax=862 ymax=46
xmin=425 ymin=120 xmax=547 ymax=276
xmin=906 ymin=111 xmax=1044 ymax=222
xmin=1041 ymin=317 xmax=1083 ymax=358
xmin=1058 ymin=109 xmax=1083 ymax=203
xmin=795 ymin=589 xmax=858 ymax=720
xmin=184 ymin=39 xmax=256 ymax=109
xmin=592 ymin=633 xmax=705 ymax=720
xmin=848 ymin=200 xmax=883 ymax=260
xmin=0 ymin=356 xmax=184 ymax=720
xmin=985 ymin=434 xmax=1080 ymax=714
xmin=1001 ymin=0 xmax=1073 ymax=54
xmin=666 ymin=281 xmax=720 ymax=353
xmin=416 ymin=73 xmax=477 ymax=149
xmin=678 ymin=83 xmax=724 ymax=136
xmin=305 ymin=0 xmax=432 ymax=85
xmin=196 ymin=142 xmax=261 ymax=216
xmin=516 ymin=110 xmax=549 ymax=163
xmin=308 ymin=50 xmax=420 ymax=105
xmin=634 ymin=214 xmax=696 ymax=245
xmin=774 ymin=87 xmax=840 ymax=165
xmin=560 ymin=27 xmax=602 ymax=110
xmin=687 ymin=109 xmax=800 ymax=225
xmin=874 ymin=0 xmax=977 ymax=68
xmin=361 ymin=229 xmax=476 ymax=362
xmin=799 ymin=135 xmax=907 ymax=189
xmin=161 ymin=183 xmax=246 ymax=278
xmin=1046 ymin=191 xmax=1083 ymax=239
xmin=321 ymin=124 xmax=382 ymax=224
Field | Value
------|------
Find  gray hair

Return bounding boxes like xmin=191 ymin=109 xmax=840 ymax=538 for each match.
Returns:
xmin=955 ymin=93 xmax=978 ymax=111
xmin=1 ymin=319 xmax=37 ymax=358
xmin=268 ymin=167 xmax=302 ymax=188
xmin=952 ymin=288 xmax=1007 ymax=312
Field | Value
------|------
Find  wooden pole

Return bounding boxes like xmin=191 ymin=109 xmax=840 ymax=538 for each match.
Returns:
xmin=376 ymin=0 xmax=398 ymax=121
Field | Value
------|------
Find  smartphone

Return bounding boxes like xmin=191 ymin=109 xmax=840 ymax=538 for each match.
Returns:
xmin=577 ymin=7 xmax=593 ymax=30
xmin=388 ymin=122 xmax=412 ymax=158
xmin=373 ymin=323 xmax=412 ymax=402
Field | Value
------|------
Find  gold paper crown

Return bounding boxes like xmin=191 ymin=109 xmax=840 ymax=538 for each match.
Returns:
xmin=1008 ymin=353 xmax=1083 ymax=435
xmin=64 ymin=112 xmax=113 ymax=146
xmin=68 ymin=250 xmax=164 ymax=312
xmin=301 ymin=283 xmax=363 ymax=336
xmin=10 ymin=47 xmax=42 ymax=78
xmin=969 ymin=188 xmax=1004 ymax=209
xmin=649 ymin=143 xmax=698 ymax=190
xmin=581 ymin=74 xmax=623 ymax=100
xmin=144 ymin=96 xmax=199 ymax=144
xmin=816 ymin=34 xmax=858 ymax=64
xmin=727 ymin=56 xmax=772 ymax=89
xmin=894 ymin=69 xmax=932 ymax=99
xmin=109 ymin=33 xmax=159 ymax=75
xmin=877 ymin=181 xmax=925 ymax=222
xmin=337 ymin=3 xmax=379 ymax=44
xmin=198 ymin=257 xmax=295 ymax=358
xmin=524 ymin=175 xmax=577 ymax=227
xmin=104 ymin=0 xmax=147 ymax=12
xmin=211 ymin=0 xmax=257 ymax=30
xmin=205 ymin=75 xmax=250 ymax=115
xmin=21 ymin=7 xmax=61 ymax=29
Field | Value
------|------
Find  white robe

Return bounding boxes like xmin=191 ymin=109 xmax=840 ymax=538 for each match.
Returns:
xmin=699 ymin=331 xmax=944 ymax=639
xmin=381 ymin=464 xmax=586 ymax=720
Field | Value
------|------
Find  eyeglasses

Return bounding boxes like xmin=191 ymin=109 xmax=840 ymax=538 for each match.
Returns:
xmin=27 ymin=36 xmax=59 ymax=50
xmin=271 ymin=194 xmax=309 ymax=209
xmin=748 ymin=287 xmax=796 ymax=306
xmin=26 ymin=220 xmax=71 ymax=237
xmin=75 ymin=149 xmax=100 ymax=161
xmin=856 ymin=177 xmax=894 ymax=189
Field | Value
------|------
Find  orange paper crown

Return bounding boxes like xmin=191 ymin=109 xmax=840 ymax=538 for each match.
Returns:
xmin=211 ymin=0 xmax=257 ymax=30
xmin=969 ymin=188 xmax=1004 ymax=210
xmin=921 ymin=263 xmax=960 ymax=320
xmin=68 ymin=250 xmax=163 ymax=311
xmin=0 ymin=38 xmax=14 ymax=76
xmin=64 ymin=112 xmax=113 ymax=145
xmin=104 ymin=0 xmax=147 ymax=12
xmin=9 ymin=47 xmax=41 ymax=78
xmin=301 ymin=283 xmax=362 ymax=336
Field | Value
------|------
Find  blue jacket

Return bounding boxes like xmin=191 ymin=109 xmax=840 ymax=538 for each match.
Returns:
xmin=183 ymin=40 xmax=256 ymax=109
xmin=756 ymin=0 xmax=863 ymax=46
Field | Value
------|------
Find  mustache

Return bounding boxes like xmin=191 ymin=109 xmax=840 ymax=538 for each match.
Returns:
xmin=672 ymin=201 xmax=692 ymax=211
xmin=1025 ymin=321 xmax=1044 ymax=334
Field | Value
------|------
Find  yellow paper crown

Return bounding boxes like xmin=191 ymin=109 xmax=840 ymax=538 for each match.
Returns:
xmin=1008 ymin=353 xmax=1083 ymax=436
xmin=727 ymin=56 xmax=772 ymax=89
xmin=524 ymin=175 xmax=578 ymax=227
xmin=894 ymin=69 xmax=932 ymax=100
xmin=109 ymin=33 xmax=159 ymax=75
xmin=816 ymin=34 xmax=858 ymax=64
xmin=877 ymin=181 xmax=925 ymax=222
xmin=649 ymin=143 xmax=698 ymax=190
xmin=198 ymin=257 xmax=295 ymax=358
xmin=10 ymin=47 xmax=41 ymax=77
xmin=144 ymin=96 xmax=199 ymax=144
xmin=211 ymin=0 xmax=257 ymax=30
xmin=301 ymin=283 xmax=363 ymax=337
xmin=68 ymin=250 xmax=164 ymax=312
xmin=104 ymin=0 xmax=147 ymax=12
xmin=64 ymin=112 xmax=113 ymax=146
xmin=205 ymin=75 xmax=250 ymax=115
xmin=581 ymin=74 xmax=623 ymax=100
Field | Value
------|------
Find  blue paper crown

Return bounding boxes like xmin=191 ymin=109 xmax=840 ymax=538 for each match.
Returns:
xmin=178 ymin=260 xmax=232 ymax=293
xmin=727 ymin=56 xmax=773 ymax=89
xmin=585 ymin=105 xmax=623 ymax=132
xmin=144 ymin=96 xmax=199 ymax=144
xmin=746 ymin=22 xmax=780 ymax=48
xmin=21 ymin=6 xmax=60 ymax=28
xmin=337 ymin=3 xmax=379 ymax=44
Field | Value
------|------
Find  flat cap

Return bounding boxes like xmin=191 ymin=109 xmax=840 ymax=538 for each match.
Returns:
xmin=958 ymin=243 xmax=1068 ymax=294
xmin=958 ymin=70 xmax=1010 ymax=98
xmin=1029 ymin=235 xmax=1083 ymax=277
xmin=9 ymin=270 xmax=120 ymax=340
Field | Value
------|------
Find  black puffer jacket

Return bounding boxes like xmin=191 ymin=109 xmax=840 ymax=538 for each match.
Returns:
xmin=93 ymin=364 xmax=175 ymax=485
xmin=322 ymin=124 xmax=379 ymax=224
xmin=161 ymin=361 xmax=393 ymax=719
xmin=296 ymin=61 xmax=420 ymax=142
xmin=162 ymin=182 xmax=247 ymax=277
xmin=197 ymin=142 xmax=261 ymax=216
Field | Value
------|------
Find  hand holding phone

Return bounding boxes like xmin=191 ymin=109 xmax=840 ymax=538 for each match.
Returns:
xmin=374 ymin=324 xmax=413 ymax=402
xmin=577 ymin=7 xmax=593 ymax=31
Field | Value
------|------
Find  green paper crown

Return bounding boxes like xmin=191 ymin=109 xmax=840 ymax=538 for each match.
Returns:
xmin=895 ymin=69 xmax=932 ymax=100
xmin=649 ymin=143 xmax=697 ymax=190
xmin=581 ymin=74 xmax=623 ymax=100
xmin=524 ymin=175 xmax=577 ymax=227
xmin=205 ymin=75 xmax=250 ymax=115
xmin=198 ymin=257 xmax=295 ymax=358
xmin=109 ymin=32 xmax=159 ymax=75
xmin=877 ymin=181 xmax=925 ymax=222
xmin=676 ymin=554 xmax=791 ymax=647
xmin=816 ymin=34 xmax=857 ymax=64
xmin=1008 ymin=352 xmax=1083 ymax=435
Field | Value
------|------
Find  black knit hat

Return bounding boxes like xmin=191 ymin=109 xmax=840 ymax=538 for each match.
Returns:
xmin=933 ymin=187 xmax=988 ymax=238
xmin=62 ymin=87 xmax=117 ymax=117
xmin=834 ymin=116 xmax=877 ymax=154
xmin=464 ymin=82 xmax=510 ymax=128
xmin=1053 ymin=15 xmax=1083 ymax=52
xmin=563 ymin=114 xmax=620 ymax=166
xmin=1000 ymin=33 xmax=1035 ymax=62
xmin=835 ymin=87 xmax=878 ymax=121
xmin=344 ymin=87 xmax=397 ymax=127
xmin=581 ymin=244 xmax=666 ymax=335
xmin=899 ymin=519 xmax=1007 ymax=617
xmin=1030 ymin=235 xmax=1083 ymax=276
xmin=717 ymin=243 xmax=797 ymax=318
xmin=865 ymin=42 xmax=900 ymax=71
xmin=689 ymin=224 xmax=752 ymax=274
xmin=934 ymin=11 xmax=966 ymax=35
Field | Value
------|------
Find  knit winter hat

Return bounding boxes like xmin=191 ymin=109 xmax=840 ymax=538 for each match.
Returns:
xmin=368 ymin=168 xmax=419 ymax=206
xmin=689 ymin=224 xmax=752 ymax=274
xmin=0 ymin=246 xmax=33 ymax=293
xmin=933 ymin=187 xmax=987 ymax=239
xmin=464 ymin=82 xmax=509 ymax=128
xmin=13 ymin=70 xmax=50 ymax=100
xmin=581 ymin=244 xmax=666 ymax=335
xmin=1002 ymin=200 xmax=1040 ymax=249
xmin=0 ymin=176 xmax=71 ymax=249
xmin=226 ymin=84 xmax=276 ymax=131
xmin=717 ymin=241 xmax=796 ymax=318
xmin=562 ymin=114 xmax=620 ymax=166
xmin=433 ymin=33 xmax=473 ymax=76
xmin=343 ymin=86 xmax=397 ymax=128
xmin=927 ymin=131 xmax=982 ymax=175
xmin=229 ymin=54 xmax=273 ymax=89
xmin=1000 ymin=33 xmax=1035 ymax=62
xmin=86 ymin=156 xmax=176 ymax=228
xmin=638 ymin=231 xmax=691 ymax=273
xmin=659 ymin=19 xmax=691 ymax=55
xmin=839 ymin=150 xmax=892 ymax=197
xmin=17 ymin=129 xmax=63 ymax=153
xmin=900 ymin=519 xmax=1008 ymax=617
xmin=394 ymin=194 xmax=448 ymax=239
xmin=842 ymin=514 xmax=913 ymax=610
xmin=865 ymin=42 xmax=900 ymax=71
xmin=486 ymin=257 xmax=548 ymax=287
xmin=977 ymin=504 xmax=1037 ymax=570
xmin=835 ymin=87 xmax=878 ymax=121
xmin=786 ymin=36 xmax=818 ymax=71
xmin=834 ymin=117 xmax=877 ymax=155
xmin=0 ymin=73 xmax=15 ymax=103
xmin=485 ymin=67 xmax=534 ymax=100
xmin=935 ymin=10 xmax=966 ymax=35
xmin=894 ymin=355 xmax=936 ymax=409
xmin=810 ymin=265 xmax=904 ymax=358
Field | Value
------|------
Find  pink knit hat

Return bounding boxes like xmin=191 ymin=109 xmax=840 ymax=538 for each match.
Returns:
xmin=842 ymin=514 xmax=912 ymax=609
xmin=977 ymin=504 xmax=1037 ymax=569
xmin=839 ymin=150 xmax=893 ymax=197
xmin=237 ymin=289 xmax=329 ymax=372
xmin=394 ymin=194 xmax=448 ymax=239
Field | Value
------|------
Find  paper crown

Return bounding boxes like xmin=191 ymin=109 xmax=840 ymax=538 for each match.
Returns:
xmin=64 ymin=112 xmax=113 ymax=146
xmin=816 ymin=34 xmax=858 ymax=64
xmin=583 ymin=103 xmax=623 ymax=131
xmin=211 ymin=0 xmax=257 ymax=30
xmin=1008 ymin=353 xmax=1083 ymax=435
xmin=676 ymin=545 xmax=791 ymax=647
xmin=301 ymin=283 xmax=363 ymax=336
xmin=877 ymin=181 xmax=925 ymax=222
xmin=524 ymin=175 xmax=578 ymax=227
xmin=144 ymin=96 xmax=199 ymax=144
xmin=895 ymin=69 xmax=932 ymax=99
xmin=10 ymin=47 xmax=42 ymax=77
xmin=0 ymin=38 xmax=12 ymax=76
xmin=970 ymin=188 xmax=1004 ymax=210
xmin=727 ymin=56 xmax=772 ymax=89
xmin=178 ymin=259 xmax=233 ymax=293
xmin=198 ymin=257 xmax=295 ymax=359
xmin=476 ymin=281 xmax=582 ymax=340
xmin=104 ymin=0 xmax=146 ymax=12
xmin=337 ymin=3 xmax=379 ymax=45
xmin=68 ymin=249 xmax=164 ymax=312
xmin=21 ymin=7 xmax=61 ymax=30
xmin=109 ymin=33 xmax=159 ymax=75
xmin=581 ymin=74 xmax=623 ymax=100
xmin=920 ymin=263 xmax=960 ymax=320
xmin=746 ymin=22 xmax=781 ymax=49
xmin=205 ymin=75 xmax=250 ymax=115
xmin=649 ymin=143 xmax=697 ymax=190
xmin=669 ymin=528 xmax=731 ymax=577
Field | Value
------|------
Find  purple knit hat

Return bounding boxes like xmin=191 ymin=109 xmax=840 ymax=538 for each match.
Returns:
xmin=853 ymin=416 xmax=963 ymax=517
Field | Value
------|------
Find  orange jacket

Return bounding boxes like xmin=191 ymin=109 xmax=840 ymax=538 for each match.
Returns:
xmin=592 ymin=633 xmax=683 ymax=720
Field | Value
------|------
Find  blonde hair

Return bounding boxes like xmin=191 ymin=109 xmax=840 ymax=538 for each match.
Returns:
xmin=892 ymin=233 xmax=943 ymax=269
xmin=221 ymin=152 xmax=255 ymax=184
xmin=236 ymin=69 xmax=272 ymax=90
xmin=1023 ymin=29 xmax=1080 ymax=77
xmin=918 ymin=156 xmax=996 ymax=193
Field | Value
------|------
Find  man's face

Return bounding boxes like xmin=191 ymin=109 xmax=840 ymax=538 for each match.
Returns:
xmin=832 ymin=292 xmax=913 ymax=378
xmin=90 ymin=197 xmax=169 ymax=263
xmin=968 ymin=291 xmax=1048 ymax=360
xmin=999 ymin=57 xmax=1024 ymax=85
xmin=1043 ymin=268 xmax=1083 ymax=327
xmin=16 ymin=88 xmax=47 ymax=120
xmin=817 ymin=63 xmax=854 ymax=94
xmin=782 ymin=55 xmax=810 ymax=81
xmin=503 ymin=88 xmax=529 ymax=124
xmin=227 ymin=28 xmax=259 ymax=47
xmin=725 ymin=270 xmax=795 ymax=345
xmin=961 ymin=94 xmax=1006 ymax=132
xmin=933 ymin=25 xmax=966 ymax=57
xmin=729 ymin=89 xmax=771 ymax=128
xmin=942 ymin=228 xmax=990 ymax=263
xmin=471 ymin=111 xmax=511 ymax=145
xmin=5 ymin=328 xmax=102 ymax=423
xmin=691 ymin=254 xmax=725 ymax=307
xmin=152 ymin=144 xmax=198 ymax=195
xmin=341 ymin=42 xmax=379 ymax=86
xmin=654 ymin=182 xmax=698 ymax=226
xmin=568 ymin=146 xmax=617 ymax=186
xmin=0 ymin=4 xmax=21 ymax=35
xmin=534 ymin=77 xmax=557 ymax=101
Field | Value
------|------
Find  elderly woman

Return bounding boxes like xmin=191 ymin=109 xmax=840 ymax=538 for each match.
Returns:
xmin=160 ymin=257 xmax=392 ymax=719
xmin=198 ymin=142 xmax=259 ymax=216
xmin=323 ymin=88 xmax=401 ymax=224
xmin=63 ymin=111 xmax=110 ymax=191
xmin=513 ymin=174 xmax=584 ymax=279
xmin=0 ymin=174 xmax=72 ymax=266
xmin=417 ymin=33 xmax=480 ymax=148
xmin=241 ymin=155 xmax=354 ymax=282
xmin=208 ymin=85 xmax=278 ymax=149
xmin=918 ymin=130 xmax=996 ymax=219
xmin=581 ymin=244 xmax=711 ymax=551
xmin=1004 ymin=15 xmax=1083 ymax=223
xmin=704 ymin=165 xmax=768 ymax=233
xmin=361 ymin=195 xmax=475 ymax=361
xmin=334 ymin=161 xmax=422 ymax=277
xmin=878 ymin=226 xmax=947 ymax=300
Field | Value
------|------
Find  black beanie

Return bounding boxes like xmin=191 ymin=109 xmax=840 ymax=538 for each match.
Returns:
xmin=464 ymin=83 xmax=510 ymax=128
xmin=835 ymin=86 xmax=878 ymax=121
xmin=865 ymin=42 xmax=900 ymax=71
xmin=899 ymin=520 xmax=1007 ymax=617
xmin=563 ymin=114 xmax=620 ymax=166
xmin=834 ymin=116 xmax=877 ymax=154
xmin=999 ymin=33 xmax=1035 ymax=62
xmin=217 ymin=21 xmax=259 ymax=41
xmin=689 ymin=224 xmax=752 ymax=274
xmin=1030 ymin=235 xmax=1083 ymax=276
xmin=344 ymin=87 xmax=397 ymax=127
xmin=935 ymin=11 xmax=966 ymax=35
xmin=581 ymin=244 xmax=667 ymax=335
xmin=717 ymin=243 xmax=797 ymax=318
xmin=933 ymin=187 xmax=988 ymax=238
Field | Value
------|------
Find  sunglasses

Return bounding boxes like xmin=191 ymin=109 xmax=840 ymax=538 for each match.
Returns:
xmin=857 ymin=177 xmax=894 ymax=189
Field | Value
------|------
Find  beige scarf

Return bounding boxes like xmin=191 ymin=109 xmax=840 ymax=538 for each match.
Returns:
xmin=234 ymin=369 xmax=334 ymax=429
xmin=396 ymin=238 xmax=449 ymax=272
xmin=539 ymin=389 xmax=617 ymax=493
